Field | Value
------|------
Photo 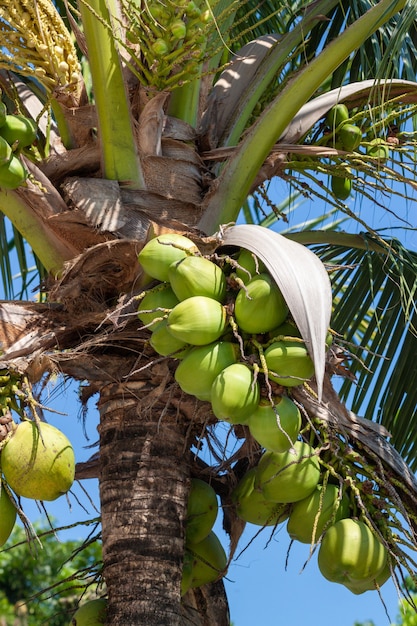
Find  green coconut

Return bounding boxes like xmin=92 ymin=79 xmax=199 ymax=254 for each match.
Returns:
xmin=338 ymin=123 xmax=362 ymax=151
xmin=234 ymin=273 xmax=288 ymax=334
xmin=70 ymin=598 xmax=107 ymax=625
xmin=331 ymin=175 xmax=352 ymax=200
xmin=264 ymin=340 xmax=315 ymax=387
xmin=175 ymin=341 xmax=238 ymax=400
xmin=0 ymin=136 xmax=11 ymax=166
xmin=168 ymin=255 xmax=227 ymax=302
xmin=138 ymin=233 xmax=199 ymax=281
xmin=167 ymin=296 xmax=227 ymax=346
xmin=0 ymin=114 xmax=37 ymax=148
xmin=326 ymin=103 xmax=349 ymax=129
xmin=317 ymin=518 xmax=388 ymax=595
xmin=137 ymin=284 xmax=179 ymax=329
xmin=234 ymin=249 xmax=267 ymax=284
xmin=366 ymin=138 xmax=389 ymax=163
xmin=255 ymin=441 xmax=321 ymax=503
xmin=287 ymin=484 xmax=350 ymax=544
xmin=248 ymin=396 xmax=301 ymax=453
xmin=0 ymin=487 xmax=16 ymax=546
xmin=2 ymin=421 xmax=75 ymax=501
xmin=150 ymin=319 xmax=189 ymax=357
xmin=186 ymin=478 xmax=218 ymax=543
xmin=232 ymin=467 xmax=291 ymax=526
xmin=0 ymin=155 xmax=27 ymax=189
xmin=211 ymin=363 xmax=260 ymax=424
xmin=184 ymin=530 xmax=227 ymax=591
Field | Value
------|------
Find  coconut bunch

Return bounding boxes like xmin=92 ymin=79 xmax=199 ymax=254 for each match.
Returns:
xmin=138 ymin=233 xmax=320 ymax=424
xmin=231 ymin=440 xmax=392 ymax=595
xmin=0 ymin=368 xmax=24 ymax=417
xmin=0 ymin=97 xmax=37 ymax=189
xmin=137 ymin=232 xmax=404 ymax=596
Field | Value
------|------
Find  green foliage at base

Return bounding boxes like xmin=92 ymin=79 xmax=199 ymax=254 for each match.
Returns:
xmin=0 ymin=521 xmax=102 ymax=626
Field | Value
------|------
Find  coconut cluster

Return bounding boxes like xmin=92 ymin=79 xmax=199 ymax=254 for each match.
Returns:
xmin=137 ymin=232 xmax=321 ymax=590
xmin=138 ymin=233 xmax=317 ymax=415
xmin=138 ymin=233 xmax=391 ymax=595
xmin=0 ymin=98 xmax=37 ymax=189
xmin=126 ymin=0 xmax=213 ymax=90
xmin=232 ymin=441 xmax=390 ymax=595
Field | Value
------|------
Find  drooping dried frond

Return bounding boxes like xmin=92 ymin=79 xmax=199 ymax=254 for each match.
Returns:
xmin=0 ymin=0 xmax=81 ymax=96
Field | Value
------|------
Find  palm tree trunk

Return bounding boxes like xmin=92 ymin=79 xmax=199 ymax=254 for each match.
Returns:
xmin=98 ymin=379 xmax=190 ymax=625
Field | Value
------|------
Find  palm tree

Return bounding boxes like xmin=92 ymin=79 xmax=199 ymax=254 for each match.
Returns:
xmin=0 ymin=0 xmax=417 ymax=624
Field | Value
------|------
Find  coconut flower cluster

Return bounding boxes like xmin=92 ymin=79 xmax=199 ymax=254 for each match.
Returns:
xmin=0 ymin=0 xmax=80 ymax=93
xmin=137 ymin=232 xmax=392 ymax=596
xmin=123 ymin=0 xmax=214 ymax=89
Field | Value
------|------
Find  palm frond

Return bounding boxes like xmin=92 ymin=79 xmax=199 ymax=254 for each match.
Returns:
xmin=312 ymin=235 xmax=417 ymax=469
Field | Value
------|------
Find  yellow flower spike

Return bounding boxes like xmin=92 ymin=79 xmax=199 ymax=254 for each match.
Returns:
xmin=0 ymin=0 xmax=81 ymax=95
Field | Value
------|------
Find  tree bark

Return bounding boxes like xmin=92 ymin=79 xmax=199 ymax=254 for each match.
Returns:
xmin=98 ymin=379 xmax=191 ymax=625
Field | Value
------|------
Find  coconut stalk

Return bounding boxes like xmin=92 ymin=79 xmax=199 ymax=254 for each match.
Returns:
xmin=0 ymin=188 xmax=76 ymax=275
xmin=77 ymin=0 xmax=144 ymax=185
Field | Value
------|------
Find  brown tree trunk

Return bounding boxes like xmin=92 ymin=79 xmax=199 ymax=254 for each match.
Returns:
xmin=98 ymin=379 xmax=191 ymax=625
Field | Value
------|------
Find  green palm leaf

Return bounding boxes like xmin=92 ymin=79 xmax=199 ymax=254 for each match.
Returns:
xmin=309 ymin=235 xmax=417 ymax=468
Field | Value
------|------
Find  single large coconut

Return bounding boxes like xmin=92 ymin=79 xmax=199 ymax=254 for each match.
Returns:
xmin=137 ymin=284 xmax=179 ymax=329
xmin=287 ymin=484 xmax=350 ymax=544
xmin=317 ymin=518 xmax=388 ymax=594
xmin=248 ymin=396 xmax=301 ymax=453
xmin=232 ymin=467 xmax=291 ymax=527
xmin=2 ymin=421 xmax=75 ymax=501
xmin=264 ymin=340 xmax=315 ymax=387
xmin=167 ymin=296 xmax=227 ymax=346
xmin=150 ymin=319 xmax=189 ymax=357
xmin=138 ymin=233 xmax=198 ymax=281
xmin=182 ymin=530 xmax=227 ymax=595
xmin=234 ymin=273 xmax=288 ymax=334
